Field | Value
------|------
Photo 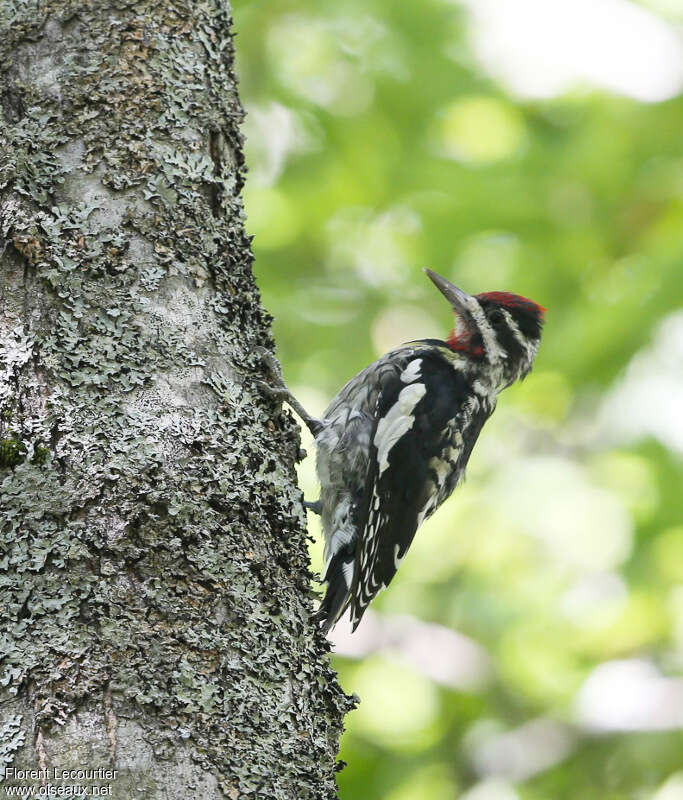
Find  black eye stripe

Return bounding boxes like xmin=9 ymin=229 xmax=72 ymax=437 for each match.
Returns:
xmin=483 ymin=302 xmax=542 ymax=340
xmin=495 ymin=325 xmax=524 ymax=360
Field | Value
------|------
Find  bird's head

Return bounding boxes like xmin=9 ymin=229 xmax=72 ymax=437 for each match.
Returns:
xmin=424 ymin=268 xmax=545 ymax=385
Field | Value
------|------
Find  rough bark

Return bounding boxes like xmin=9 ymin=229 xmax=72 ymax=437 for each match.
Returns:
xmin=0 ymin=2 xmax=353 ymax=798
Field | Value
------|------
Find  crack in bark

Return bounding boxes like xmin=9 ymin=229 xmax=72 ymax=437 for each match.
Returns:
xmin=208 ymin=128 xmax=225 ymax=218
xmin=104 ymin=685 xmax=117 ymax=768
xmin=34 ymin=724 xmax=48 ymax=780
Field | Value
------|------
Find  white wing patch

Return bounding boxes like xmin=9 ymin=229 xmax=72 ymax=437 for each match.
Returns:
xmin=373 ymin=382 xmax=427 ymax=476
xmin=400 ymin=358 xmax=422 ymax=383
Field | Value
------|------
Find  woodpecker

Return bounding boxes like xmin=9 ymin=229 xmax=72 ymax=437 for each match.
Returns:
xmin=259 ymin=269 xmax=545 ymax=633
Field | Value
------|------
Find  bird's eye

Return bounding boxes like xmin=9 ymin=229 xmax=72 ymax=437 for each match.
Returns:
xmin=488 ymin=309 xmax=504 ymax=325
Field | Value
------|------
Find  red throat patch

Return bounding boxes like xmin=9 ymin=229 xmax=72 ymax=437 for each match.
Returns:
xmin=446 ymin=329 xmax=483 ymax=356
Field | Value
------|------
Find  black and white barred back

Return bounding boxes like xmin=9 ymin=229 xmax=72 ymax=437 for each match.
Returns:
xmin=314 ymin=273 xmax=544 ymax=633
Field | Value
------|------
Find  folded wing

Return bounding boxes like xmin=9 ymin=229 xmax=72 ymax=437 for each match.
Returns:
xmin=349 ymin=352 xmax=491 ymax=630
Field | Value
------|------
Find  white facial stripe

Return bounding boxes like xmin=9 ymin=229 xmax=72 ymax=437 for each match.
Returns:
xmin=501 ymin=308 xmax=527 ymax=349
xmin=501 ymin=308 xmax=536 ymax=363
xmin=400 ymin=358 xmax=422 ymax=383
xmin=374 ymin=383 xmax=427 ymax=475
xmin=465 ymin=297 xmax=506 ymax=364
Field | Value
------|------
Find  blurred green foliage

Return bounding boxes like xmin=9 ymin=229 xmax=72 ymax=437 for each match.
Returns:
xmin=233 ymin=0 xmax=683 ymax=797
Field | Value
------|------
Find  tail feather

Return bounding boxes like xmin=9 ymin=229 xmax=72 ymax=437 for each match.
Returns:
xmin=316 ymin=551 xmax=354 ymax=634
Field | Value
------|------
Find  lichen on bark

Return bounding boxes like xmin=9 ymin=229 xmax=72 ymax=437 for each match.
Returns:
xmin=0 ymin=2 xmax=353 ymax=797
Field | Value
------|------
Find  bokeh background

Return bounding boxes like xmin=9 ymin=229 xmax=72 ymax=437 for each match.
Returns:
xmin=232 ymin=0 xmax=683 ymax=797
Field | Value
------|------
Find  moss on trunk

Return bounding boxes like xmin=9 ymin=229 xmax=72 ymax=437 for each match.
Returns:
xmin=0 ymin=2 xmax=353 ymax=797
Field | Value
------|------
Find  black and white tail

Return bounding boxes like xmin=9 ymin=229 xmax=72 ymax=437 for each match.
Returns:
xmin=315 ymin=548 xmax=354 ymax=634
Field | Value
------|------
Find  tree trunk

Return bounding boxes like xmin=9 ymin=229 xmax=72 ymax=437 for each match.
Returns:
xmin=0 ymin=3 xmax=352 ymax=797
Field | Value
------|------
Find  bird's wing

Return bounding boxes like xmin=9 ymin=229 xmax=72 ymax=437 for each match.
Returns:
xmin=316 ymin=349 xmax=418 ymax=633
xmin=349 ymin=351 xmax=491 ymax=630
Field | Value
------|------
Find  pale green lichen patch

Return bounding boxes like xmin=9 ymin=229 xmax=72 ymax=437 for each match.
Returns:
xmin=0 ymin=714 xmax=26 ymax=772
xmin=0 ymin=2 xmax=353 ymax=797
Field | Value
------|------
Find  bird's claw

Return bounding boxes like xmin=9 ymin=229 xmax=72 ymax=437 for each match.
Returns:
xmin=304 ymin=499 xmax=322 ymax=515
xmin=255 ymin=346 xmax=284 ymax=383
xmin=255 ymin=379 xmax=286 ymax=400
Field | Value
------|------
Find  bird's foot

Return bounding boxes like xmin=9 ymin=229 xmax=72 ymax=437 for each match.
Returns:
xmin=304 ymin=499 xmax=322 ymax=515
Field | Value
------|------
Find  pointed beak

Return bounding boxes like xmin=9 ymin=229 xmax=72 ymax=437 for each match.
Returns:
xmin=423 ymin=268 xmax=473 ymax=316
